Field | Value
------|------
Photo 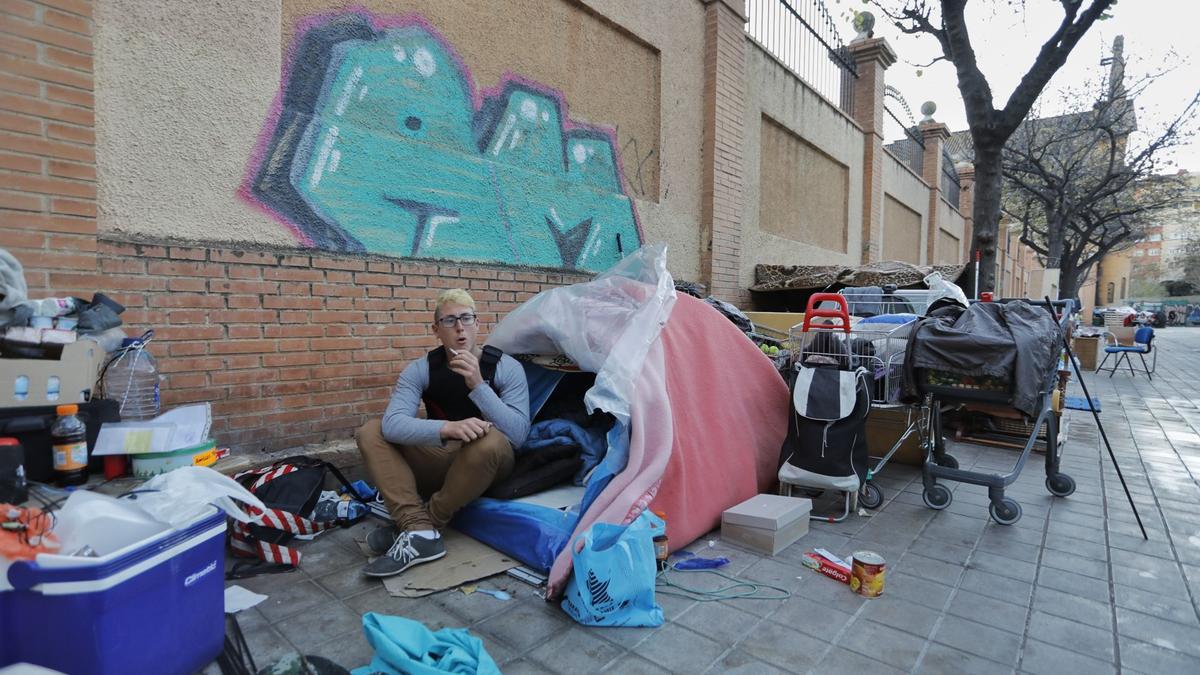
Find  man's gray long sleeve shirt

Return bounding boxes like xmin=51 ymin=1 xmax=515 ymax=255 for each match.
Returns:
xmin=380 ymin=353 xmax=531 ymax=448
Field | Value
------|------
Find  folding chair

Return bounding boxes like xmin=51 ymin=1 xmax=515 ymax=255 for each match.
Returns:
xmin=1097 ymin=326 xmax=1156 ymax=380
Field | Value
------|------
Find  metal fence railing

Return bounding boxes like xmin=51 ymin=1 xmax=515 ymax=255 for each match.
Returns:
xmin=941 ymin=145 xmax=961 ymax=209
xmin=745 ymin=0 xmax=858 ymax=114
xmin=883 ymin=104 xmax=924 ymax=175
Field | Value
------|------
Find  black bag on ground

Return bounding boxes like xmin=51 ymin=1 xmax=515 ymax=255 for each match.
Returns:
xmin=484 ymin=445 xmax=582 ymax=500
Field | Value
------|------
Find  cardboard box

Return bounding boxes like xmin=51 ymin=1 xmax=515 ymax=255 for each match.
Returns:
xmin=866 ymin=406 xmax=924 ymax=466
xmin=744 ymin=312 xmax=806 ymax=336
xmin=0 ymin=340 xmax=106 ymax=408
xmin=721 ymin=494 xmax=811 ymax=555
xmin=1073 ymin=336 xmax=1100 ymax=371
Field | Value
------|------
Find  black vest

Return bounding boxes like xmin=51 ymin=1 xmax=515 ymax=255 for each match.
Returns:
xmin=423 ymin=345 xmax=504 ymax=421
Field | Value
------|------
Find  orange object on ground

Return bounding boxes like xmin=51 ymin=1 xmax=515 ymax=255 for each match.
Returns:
xmin=0 ymin=504 xmax=60 ymax=560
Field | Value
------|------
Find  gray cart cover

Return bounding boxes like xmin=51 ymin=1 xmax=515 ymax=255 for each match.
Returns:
xmin=904 ymin=301 xmax=1062 ymax=417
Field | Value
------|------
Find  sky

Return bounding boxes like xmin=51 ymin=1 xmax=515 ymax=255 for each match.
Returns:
xmin=833 ymin=0 xmax=1200 ymax=172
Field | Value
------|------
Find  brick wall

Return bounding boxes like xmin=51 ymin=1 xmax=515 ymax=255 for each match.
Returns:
xmin=700 ymin=0 xmax=748 ymax=307
xmin=96 ymin=238 xmax=588 ymax=453
xmin=0 ymin=0 xmax=97 ymax=296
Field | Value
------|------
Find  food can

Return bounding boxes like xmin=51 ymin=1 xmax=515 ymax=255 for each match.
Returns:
xmin=850 ymin=550 xmax=886 ymax=598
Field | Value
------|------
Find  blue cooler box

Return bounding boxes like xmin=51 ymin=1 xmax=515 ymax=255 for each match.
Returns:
xmin=1 ymin=507 xmax=227 ymax=675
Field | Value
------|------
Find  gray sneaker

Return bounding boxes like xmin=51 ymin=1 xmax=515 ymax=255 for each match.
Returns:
xmin=365 ymin=525 xmax=400 ymax=556
xmin=362 ymin=531 xmax=446 ymax=578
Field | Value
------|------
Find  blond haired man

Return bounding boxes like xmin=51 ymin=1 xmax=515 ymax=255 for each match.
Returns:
xmin=356 ymin=289 xmax=529 ymax=577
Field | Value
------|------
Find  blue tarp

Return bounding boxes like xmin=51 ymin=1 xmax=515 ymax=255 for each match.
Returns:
xmin=452 ymin=364 xmax=631 ymax=573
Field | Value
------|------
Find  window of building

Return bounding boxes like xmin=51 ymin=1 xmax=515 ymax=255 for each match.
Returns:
xmin=1120 ymin=278 xmax=1127 ymax=299
xmin=1149 ymin=249 xmax=1161 ymax=256
xmin=1149 ymin=233 xmax=1162 ymax=242
xmin=1107 ymin=282 xmax=1115 ymax=304
xmin=1134 ymin=249 xmax=1145 ymax=257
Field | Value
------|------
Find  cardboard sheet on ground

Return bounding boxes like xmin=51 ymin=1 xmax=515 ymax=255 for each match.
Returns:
xmin=359 ymin=529 xmax=517 ymax=598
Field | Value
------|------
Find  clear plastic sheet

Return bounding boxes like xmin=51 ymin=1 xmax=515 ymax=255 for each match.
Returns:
xmin=487 ymin=243 xmax=676 ymax=427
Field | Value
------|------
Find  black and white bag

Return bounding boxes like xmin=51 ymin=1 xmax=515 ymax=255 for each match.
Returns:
xmin=777 ymin=365 xmax=870 ymax=493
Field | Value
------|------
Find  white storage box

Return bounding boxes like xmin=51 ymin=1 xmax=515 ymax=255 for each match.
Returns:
xmin=721 ymin=494 xmax=811 ymax=555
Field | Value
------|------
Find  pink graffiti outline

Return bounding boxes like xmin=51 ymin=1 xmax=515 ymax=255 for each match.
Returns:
xmin=238 ymin=8 xmax=645 ymax=251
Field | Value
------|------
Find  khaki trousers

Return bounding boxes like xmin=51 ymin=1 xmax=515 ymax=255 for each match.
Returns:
xmin=355 ymin=419 xmax=514 ymax=531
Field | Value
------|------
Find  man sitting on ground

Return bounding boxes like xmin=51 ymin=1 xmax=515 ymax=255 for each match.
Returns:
xmin=356 ymin=289 xmax=530 ymax=577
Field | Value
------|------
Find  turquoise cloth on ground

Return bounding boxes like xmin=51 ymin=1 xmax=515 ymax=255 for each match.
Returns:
xmin=351 ymin=613 xmax=500 ymax=675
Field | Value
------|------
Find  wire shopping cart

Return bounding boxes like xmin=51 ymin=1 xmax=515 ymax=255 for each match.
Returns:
xmin=781 ymin=290 xmax=936 ymax=513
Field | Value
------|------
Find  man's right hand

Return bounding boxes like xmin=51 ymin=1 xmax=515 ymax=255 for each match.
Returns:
xmin=440 ymin=418 xmax=492 ymax=443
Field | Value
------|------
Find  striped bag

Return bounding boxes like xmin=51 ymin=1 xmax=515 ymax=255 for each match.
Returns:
xmin=228 ymin=457 xmax=359 ymax=568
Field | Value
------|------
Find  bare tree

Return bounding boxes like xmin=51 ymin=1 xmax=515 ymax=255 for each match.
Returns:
xmin=1001 ymin=73 xmax=1198 ymax=302
xmin=869 ymin=0 xmax=1117 ymax=293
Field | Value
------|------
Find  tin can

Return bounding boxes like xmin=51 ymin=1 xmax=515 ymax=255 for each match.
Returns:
xmin=850 ymin=550 xmax=886 ymax=598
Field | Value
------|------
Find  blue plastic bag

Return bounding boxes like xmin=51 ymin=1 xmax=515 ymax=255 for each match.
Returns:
xmin=560 ymin=510 xmax=664 ymax=627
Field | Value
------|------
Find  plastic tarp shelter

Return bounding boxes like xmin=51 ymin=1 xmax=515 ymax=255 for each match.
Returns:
xmin=452 ymin=244 xmax=790 ymax=597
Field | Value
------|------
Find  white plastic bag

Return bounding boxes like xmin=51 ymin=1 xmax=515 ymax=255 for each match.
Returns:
xmin=487 ymin=243 xmax=676 ymax=427
xmin=52 ymin=490 xmax=169 ymax=557
xmin=126 ymin=466 xmax=265 ymax=527
xmin=923 ymin=271 xmax=969 ymax=310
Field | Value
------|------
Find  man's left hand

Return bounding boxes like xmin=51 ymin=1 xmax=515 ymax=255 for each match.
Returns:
xmin=448 ymin=348 xmax=484 ymax=389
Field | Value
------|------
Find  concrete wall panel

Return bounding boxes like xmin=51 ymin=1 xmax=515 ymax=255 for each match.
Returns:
xmin=743 ymin=42 xmax=864 ymax=287
xmin=881 ymin=150 xmax=928 ymax=263
xmin=883 ymin=194 xmax=921 ymax=263
xmin=758 ymin=115 xmax=848 ymax=253
xmin=936 ymin=196 xmax=965 ymax=264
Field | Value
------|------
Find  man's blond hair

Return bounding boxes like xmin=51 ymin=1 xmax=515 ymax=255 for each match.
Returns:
xmin=434 ymin=289 xmax=476 ymax=320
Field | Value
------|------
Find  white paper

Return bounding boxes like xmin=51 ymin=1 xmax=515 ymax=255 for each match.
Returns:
xmin=224 ymin=585 xmax=268 ymax=614
xmin=91 ymin=423 xmax=176 ymax=456
xmin=154 ymin=404 xmax=212 ymax=449
xmin=91 ymin=403 xmax=212 ymax=456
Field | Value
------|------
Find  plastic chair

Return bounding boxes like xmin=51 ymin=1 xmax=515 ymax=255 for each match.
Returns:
xmin=1097 ymin=326 xmax=1156 ymax=380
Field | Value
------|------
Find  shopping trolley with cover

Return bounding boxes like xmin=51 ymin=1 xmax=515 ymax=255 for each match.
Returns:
xmin=905 ymin=298 xmax=1075 ymax=525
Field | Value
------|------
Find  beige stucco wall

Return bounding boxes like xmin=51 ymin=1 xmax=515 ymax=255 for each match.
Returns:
xmin=881 ymin=150 xmax=928 ymax=263
xmin=743 ymin=41 xmax=864 ymax=287
xmin=94 ymin=0 xmax=705 ymax=279
xmin=936 ymin=197 xmax=965 ymax=264
xmin=1098 ymin=252 xmax=1133 ymax=305
xmin=758 ymin=115 xmax=849 ymax=253
xmin=95 ymin=0 xmax=292 ymax=246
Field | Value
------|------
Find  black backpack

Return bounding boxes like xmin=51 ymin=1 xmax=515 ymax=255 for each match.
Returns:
xmin=228 ymin=456 xmax=363 ymax=576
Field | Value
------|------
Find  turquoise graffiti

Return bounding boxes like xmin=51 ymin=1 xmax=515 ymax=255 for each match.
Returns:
xmin=242 ymin=13 xmax=642 ymax=271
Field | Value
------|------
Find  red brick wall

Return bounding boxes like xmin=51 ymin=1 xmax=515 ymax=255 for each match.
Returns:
xmin=700 ymin=0 xmax=748 ymax=307
xmin=0 ymin=0 xmax=97 ymax=296
xmin=97 ymin=238 xmax=588 ymax=452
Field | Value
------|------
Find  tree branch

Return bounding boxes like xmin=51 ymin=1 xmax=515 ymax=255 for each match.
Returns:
xmin=999 ymin=0 xmax=1117 ymax=133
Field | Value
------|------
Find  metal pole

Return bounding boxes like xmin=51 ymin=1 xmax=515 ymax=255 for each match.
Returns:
xmin=1045 ymin=296 xmax=1148 ymax=539
xmin=974 ymin=250 xmax=981 ymax=300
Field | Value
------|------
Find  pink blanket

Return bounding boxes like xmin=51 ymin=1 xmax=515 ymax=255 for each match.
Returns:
xmin=546 ymin=295 xmax=789 ymax=596
xmin=651 ymin=297 xmax=790 ymax=553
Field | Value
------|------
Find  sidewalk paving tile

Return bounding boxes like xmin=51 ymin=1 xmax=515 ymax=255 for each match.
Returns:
xmin=210 ymin=329 xmax=1200 ymax=673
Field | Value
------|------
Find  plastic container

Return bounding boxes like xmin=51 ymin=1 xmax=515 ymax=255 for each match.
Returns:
xmin=652 ymin=510 xmax=669 ymax=571
xmin=50 ymin=404 xmax=87 ymax=486
xmin=0 ymin=506 xmax=227 ymax=675
xmin=130 ymin=439 xmax=218 ymax=479
xmin=102 ymin=335 xmax=161 ymax=421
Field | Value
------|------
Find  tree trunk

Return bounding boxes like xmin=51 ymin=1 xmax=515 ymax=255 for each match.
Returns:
xmin=969 ymin=146 xmax=1003 ymax=294
xmin=1058 ymin=261 xmax=1082 ymax=305
xmin=1045 ymin=214 xmax=1066 ymax=269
